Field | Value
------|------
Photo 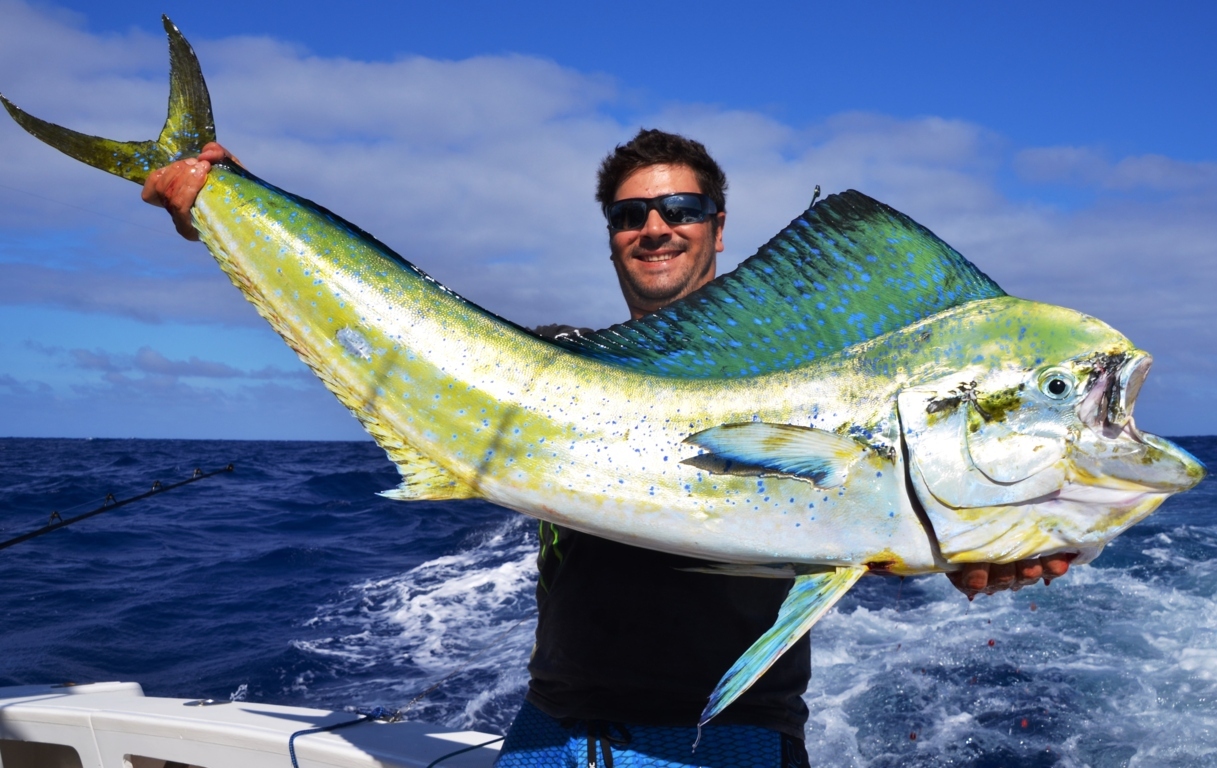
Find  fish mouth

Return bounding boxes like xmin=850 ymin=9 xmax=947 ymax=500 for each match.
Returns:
xmin=1071 ymin=350 xmax=1206 ymax=494
xmin=1078 ymin=351 xmax=1151 ymax=437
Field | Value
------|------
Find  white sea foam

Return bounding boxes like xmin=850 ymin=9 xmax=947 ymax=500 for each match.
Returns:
xmin=802 ymin=552 xmax=1217 ymax=766
xmin=292 ymin=502 xmax=1217 ymax=764
xmin=293 ymin=516 xmax=538 ymax=732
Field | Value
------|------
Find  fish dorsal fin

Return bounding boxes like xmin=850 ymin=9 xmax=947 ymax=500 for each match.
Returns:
xmin=699 ymin=567 xmax=865 ymax=729
xmin=555 ymin=190 xmax=1005 ymax=378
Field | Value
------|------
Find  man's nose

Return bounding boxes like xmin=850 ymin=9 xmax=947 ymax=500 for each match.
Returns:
xmin=640 ymin=208 xmax=673 ymax=238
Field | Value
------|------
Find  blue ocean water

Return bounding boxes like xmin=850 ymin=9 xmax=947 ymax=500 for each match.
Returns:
xmin=1 ymin=436 xmax=1214 ymax=766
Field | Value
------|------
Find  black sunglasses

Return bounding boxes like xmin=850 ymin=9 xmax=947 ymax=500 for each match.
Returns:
xmin=605 ymin=193 xmax=719 ymax=232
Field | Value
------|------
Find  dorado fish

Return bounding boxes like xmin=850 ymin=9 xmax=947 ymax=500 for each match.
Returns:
xmin=3 ymin=18 xmax=1205 ymax=727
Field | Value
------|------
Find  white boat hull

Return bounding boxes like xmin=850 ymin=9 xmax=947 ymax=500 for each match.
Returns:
xmin=0 ymin=682 xmax=500 ymax=768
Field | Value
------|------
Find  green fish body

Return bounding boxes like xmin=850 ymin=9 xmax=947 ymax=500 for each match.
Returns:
xmin=4 ymin=18 xmax=1205 ymax=728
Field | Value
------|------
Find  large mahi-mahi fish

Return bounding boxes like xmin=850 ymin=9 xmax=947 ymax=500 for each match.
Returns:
xmin=3 ymin=19 xmax=1205 ymax=726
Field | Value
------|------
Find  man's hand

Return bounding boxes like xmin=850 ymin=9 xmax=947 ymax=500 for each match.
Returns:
xmin=947 ymin=553 xmax=1076 ymax=599
xmin=141 ymin=141 xmax=238 ymax=241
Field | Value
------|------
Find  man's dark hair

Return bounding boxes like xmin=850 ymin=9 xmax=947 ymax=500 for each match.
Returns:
xmin=596 ymin=128 xmax=727 ymax=214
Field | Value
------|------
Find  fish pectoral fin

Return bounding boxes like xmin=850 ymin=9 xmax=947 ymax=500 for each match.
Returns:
xmin=683 ymin=423 xmax=865 ymax=487
xmin=376 ymin=439 xmax=479 ymax=501
xmin=699 ymin=567 xmax=865 ymax=727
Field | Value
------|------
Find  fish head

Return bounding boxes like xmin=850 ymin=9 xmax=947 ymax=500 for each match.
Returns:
xmin=896 ymin=299 xmax=1206 ymax=566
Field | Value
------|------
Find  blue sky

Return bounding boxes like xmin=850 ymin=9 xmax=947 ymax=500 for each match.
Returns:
xmin=1 ymin=0 xmax=1214 ymax=439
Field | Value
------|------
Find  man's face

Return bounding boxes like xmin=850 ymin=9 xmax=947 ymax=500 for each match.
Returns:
xmin=609 ymin=163 xmax=725 ymax=320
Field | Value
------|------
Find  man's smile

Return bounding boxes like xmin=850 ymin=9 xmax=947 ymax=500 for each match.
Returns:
xmin=634 ymin=248 xmax=684 ymax=262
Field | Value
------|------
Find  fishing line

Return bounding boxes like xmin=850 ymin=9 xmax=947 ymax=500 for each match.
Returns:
xmin=0 ymin=463 xmax=235 ymax=551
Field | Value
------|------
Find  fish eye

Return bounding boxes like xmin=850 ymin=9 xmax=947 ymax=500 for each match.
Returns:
xmin=1038 ymin=368 xmax=1076 ymax=400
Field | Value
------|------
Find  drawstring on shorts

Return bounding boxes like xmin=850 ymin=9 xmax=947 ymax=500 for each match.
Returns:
xmin=561 ymin=719 xmax=631 ymax=768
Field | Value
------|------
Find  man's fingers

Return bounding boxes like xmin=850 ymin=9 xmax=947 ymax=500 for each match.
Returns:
xmin=198 ymin=141 xmax=240 ymax=167
xmin=949 ymin=562 xmax=991 ymax=597
xmin=197 ymin=142 xmax=226 ymax=162
xmin=141 ymin=166 xmax=167 ymax=207
xmin=1015 ymin=559 xmax=1044 ymax=586
xmin=141 ymin=144 xmax=237 ymax=241
xmin=986 ymin=563 xmax=1016 ymax=593
xmin=951 ymin=553 xmax=1077 ymax=600
xmin=1041 ymin=553 xmax=1075 ymax=583
xmin=169 ymin=159 xmax=210 ymax=208
xmin=166 ymin=167 xmax=205 ymax=240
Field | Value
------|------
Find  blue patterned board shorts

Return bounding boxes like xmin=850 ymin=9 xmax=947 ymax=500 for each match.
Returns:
xmin=493 ymin=701 xmax=810 ymax=768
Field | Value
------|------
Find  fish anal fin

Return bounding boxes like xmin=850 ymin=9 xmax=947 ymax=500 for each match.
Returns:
xmin=377 ymin=440 xmax=479 ymax=501
xmin=699 ymin=567 xmax=865 ymax=727
xmin=684 ymin=422 xmax=866 ymax=488
xmin=328 ymin=393 xmax=480 ymax=504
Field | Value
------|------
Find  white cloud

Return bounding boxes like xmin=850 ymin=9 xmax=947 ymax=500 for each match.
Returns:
xmin=56 ymin=344 xmax=312 ymax=381
xmin=1 ymin=0 xmax=1215 ymax=437
xmin=1015 ymin=145 xmax=1217 ymax=192
xmin=0 ymin=262 xmax=258 ymax=325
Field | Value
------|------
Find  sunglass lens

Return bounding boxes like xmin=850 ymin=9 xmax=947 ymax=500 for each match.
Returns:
xmin=608 ymin=201 xmax=648 ymax=231
xmin=657 ymin=194 xmax=709 ymax=225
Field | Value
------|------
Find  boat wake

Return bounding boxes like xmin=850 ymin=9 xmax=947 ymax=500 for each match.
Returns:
xmin=293 ymin=516 xmax=538 ymax=733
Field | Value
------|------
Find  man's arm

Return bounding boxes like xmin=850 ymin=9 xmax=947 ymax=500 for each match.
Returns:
xmin=141 ymin=141 xmax=237 ymax=241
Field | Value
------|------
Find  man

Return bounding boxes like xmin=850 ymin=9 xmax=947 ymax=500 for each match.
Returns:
xmin=144 ymin=129 xmax=1072 ymax=767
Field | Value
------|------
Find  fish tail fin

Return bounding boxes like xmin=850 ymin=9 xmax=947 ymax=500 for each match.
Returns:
xmin=0 ymin=16 xmax=214 ymax=185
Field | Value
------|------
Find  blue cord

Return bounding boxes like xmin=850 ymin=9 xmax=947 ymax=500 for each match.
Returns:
xmin=287 ymin=707 xmax=398 ymax=768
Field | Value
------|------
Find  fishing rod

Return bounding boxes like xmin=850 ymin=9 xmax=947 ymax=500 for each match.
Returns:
xmin=0 ymin=464 xmax=235 ymax=552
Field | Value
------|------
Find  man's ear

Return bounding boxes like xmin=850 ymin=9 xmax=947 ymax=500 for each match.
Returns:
xmin=714 ymin=211 xmax=726 ymax=253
